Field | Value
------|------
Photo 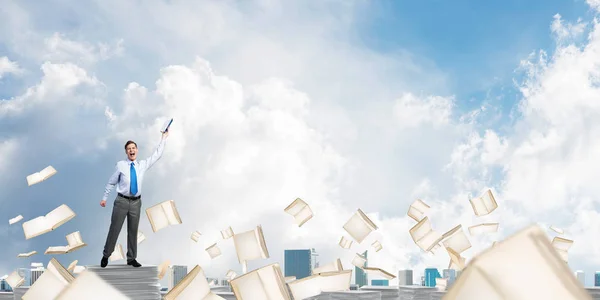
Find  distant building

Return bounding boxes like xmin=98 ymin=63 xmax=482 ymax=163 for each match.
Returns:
xmin=424 ymin=268 xmax=441 ymax=287
xmin=443 ymin=269 xmax=457 ymax=285
xmin=354 ymin=251 xmax=368 ymax=287
xmin=17 ymin=268 xmax=30 ymax=287
xmin=220 ymin=279 xmax=230 ymax=287
xmin=169 ymin=265 xmax=187 ymax=290
xmin=595 ymin=272 xmax=600 ymax=287
xmin=420 ymin=276 xmax=425 ymax=286
xmin=576 ymin=270 xmax=585 ymax=287
xmin=30 ymin=266 xmax=44 ymax=286
xmin=0 ymin=279 xmax=12 ymax=291
xmin=371 ymin=279 xmax=389 ymax=286
xmin=284 ymin=249 xmax=312 ymax=280
xmin=398 ymin=270 xmax=413 ymax=285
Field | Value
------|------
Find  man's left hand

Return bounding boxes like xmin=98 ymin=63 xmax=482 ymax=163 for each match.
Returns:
xmin=162 ymin=131 xmax=169 ymax=138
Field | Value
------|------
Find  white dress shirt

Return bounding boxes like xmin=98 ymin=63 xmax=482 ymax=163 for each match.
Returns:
xmin=102 ymin=137 xmax=167 ymax=201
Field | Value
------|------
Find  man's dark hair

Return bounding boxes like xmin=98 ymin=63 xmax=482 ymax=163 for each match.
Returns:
xmin=124 ymin=140 xmax=137 ymax=150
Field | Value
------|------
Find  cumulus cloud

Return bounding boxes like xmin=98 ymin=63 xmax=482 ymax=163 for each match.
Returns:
xmin=393 ymin=93 xmax=454 ymax=129
xmin=551 ymin=14 xmax=587 ymax=43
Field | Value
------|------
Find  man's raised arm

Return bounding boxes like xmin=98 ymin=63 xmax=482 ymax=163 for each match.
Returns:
xmin=144 ymin=133 xmax=168 ymax=170
xmin=102 ymin=164 xmax=120 ymax=201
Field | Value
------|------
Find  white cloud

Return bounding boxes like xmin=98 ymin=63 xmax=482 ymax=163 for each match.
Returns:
xmin=43 ymin=33 xmax=124 ymax=65
xmin=0 ymin=56 xmax=22 ymax=79
xmin=393 ymin=93 xmax=454 ymax=128
xmin=551 ymin=14 xmax=587 ymax=43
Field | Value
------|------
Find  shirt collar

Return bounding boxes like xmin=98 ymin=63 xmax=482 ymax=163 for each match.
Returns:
xmin=127 ymin=159 xmax=138 ymax=166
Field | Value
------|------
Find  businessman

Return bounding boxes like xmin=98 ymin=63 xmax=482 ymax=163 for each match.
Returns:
xmin=100 ymin=131 xmax=169 ymax=268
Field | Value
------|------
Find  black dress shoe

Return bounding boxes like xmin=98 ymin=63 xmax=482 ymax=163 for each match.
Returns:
xmin=127 ymin=259 xmax=142 ymax=267
xmin=101 ymin=256 xmax=108 ymax=268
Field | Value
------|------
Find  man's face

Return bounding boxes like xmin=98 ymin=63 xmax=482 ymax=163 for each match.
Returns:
xmin=126 ymin=143 xmax=138 ymax=161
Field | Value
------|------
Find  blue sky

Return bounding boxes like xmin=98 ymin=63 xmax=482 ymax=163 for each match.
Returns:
xmin=2 ymin=0 xmax=600 ymax=290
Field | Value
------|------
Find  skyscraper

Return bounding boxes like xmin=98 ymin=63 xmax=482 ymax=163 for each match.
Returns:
xmin=284 ymin=249 xmax=312 ymax=280
xmin=398 ymin=270 xmax=413 ymax=286
xmin=169 ymin=265 xmax=188 ymax=290
xmin=30 ymin=268 xmax=44 ymax=286
xmin=424 ymin=268 xmax=441 ymax=287
xmin=354 ymin=250 xmax=368 ymax=287
xmin=0 ymin=279 xmax=12 ymax=292
xmin=575 ymin=270 xmax=585 ymax=287
xmin=595 ymin=272 xmax=600 ymax=287
xmin=443 ymin=269 xmax=457 ymax=285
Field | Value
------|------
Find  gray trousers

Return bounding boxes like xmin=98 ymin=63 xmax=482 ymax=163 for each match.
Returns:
xmin=102 ymin=194 xmax=141 ymax=262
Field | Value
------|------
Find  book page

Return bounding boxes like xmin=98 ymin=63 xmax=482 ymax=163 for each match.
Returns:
xmin=446 ymin=247 xmax=466 ymax=271
xmin=66 ymin=231 xmax=84 ymax=247
xmin=342 ymin=209 xmax=378 ymax=243
xmin=226 ymin=270 xmax=237 ymax=280
xmin=469 ymin=189 xmax=498 ymax=216
xmin=372 ymin=240 xmax=382 ymax=252
xmin=442 ymin=225 xmax=472 ymax=253
xmin=295 ymin=205 xmax=313 ymax=227
xmin=22 ymin=269 xmax=68 ymax=300
xmin=163 ymin=201 xmax=182 ymax=225
xmin=551 ymin=237 xmax=573 ymax=251
xmin=164 ymin=265 xmax=212 ymax=300
xmin=6 ymin=271 xmax=24 ymax=288
xmin=17 ymin=251 xmax=36 ymax=257
xmin=407 ymin=199 xmax=430 ymax=222
xmin=469 ymin=223 xmax=500 ymax=236
xmin=233 ymin=227 xmax=268 ymax=263
xmin=158 ymin=260 xmax=170 ymax=280
xmin=338 ymin=236 xmax=352 ymax=249
xmin=55 ymin=270 xmax=129 ymax=300
xmin=137 ymin=231 xmax=146 ymax=244
xmin=410 ymin=217 xmax=443 ymax=252
xmin=206 ymin=243 xmax=222 ymax=259
xmin=445 ymin=225 xmax=591 ymax=300
xmin=550 ymin=225 xmax=564 ymax=234
xmin=257 ymin=264 xmax=289 ymax=300
xmin=146 ymin=204 xmax=169 ymax=232
xmin=46 ymin=204 xmax=76 ymax=230
xmin=26 ymin=172 xmax=42 ymax=186
xmin=351 ymin=253 xmax=367 ymax=268
xmin=436 ymin=278 xmax=448 ymax=291
xmin=318 ymin=270 xmax=352 ymax=292
xmin=284 ymin=198 xmax=307 ymax=216
xmin=191 ymin=231 xmax=202 ymax=242
xmin=67 ymin=260 xmax=78 ymax=272
xmin=22 ymin=216 xmax=50 ymax=239
xmin=47 ymin=258 xmax=75 ymax=285
xmin=313 ymin=258 xmax=343 ymax=274
xmin=109 ymin=244 xmax=124 ymax=261
xmin=45 ymin=246 xmax=69 ymax=254
xmin=72 ymin=266 xmax=85 ymax=274
xmin=221 ymin=226 xmax=234 ymax=239
xmin=9 ymin=215 xmax=23 ymax=225
xmin=288 ymin=275 xmax=323 ymax=299
xmin=39 ymin=166 xmax=57 ymax=180
xmin=230 ymin=270 xmax=270 ymax=300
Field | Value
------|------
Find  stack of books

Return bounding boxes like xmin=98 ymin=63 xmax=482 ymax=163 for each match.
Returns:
xmin=586 ymin=287 xmax=600 ymax=299
xmin=398 ymin=286 xmax=436 ymax=300
xmin=86 ymin=265 xmax=160 ymax=300
xmin=0 ymin=292 xmax=13 ymax=300
xmin=360 ymin=286 xmax=400 ymax=300
xmin=12 ymin=287 xmax=28 ymax=300
xmin=429 ymin=290 xmax=447 ymax=300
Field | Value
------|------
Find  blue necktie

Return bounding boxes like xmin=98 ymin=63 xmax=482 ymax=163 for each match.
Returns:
xmin=130 ymin=162 xmax=138 ymax=196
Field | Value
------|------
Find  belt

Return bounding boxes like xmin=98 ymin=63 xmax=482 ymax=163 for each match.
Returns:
xmin=118 ymin=193 xmax=141 ymax=200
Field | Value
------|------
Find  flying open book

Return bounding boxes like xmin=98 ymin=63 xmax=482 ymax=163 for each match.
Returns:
xmin=229 ymin=263 xmax=291 ymax=300
xmin=206 ymin=243 xmax=222 ymax=260
xmin=45 ymin=231 xmax=87 ymax=255
xmin=363 ymin=267 xmax=396 ymax=280
xmin=444 ymin=225 xmax=591 ymax=300
xmin=338 ymin=236 xmax=352 ymax=249
xmin=441 ymin=225 xmax=472 ymax=254
xmin=55 ymin=270 xmax=128 ymax=300
xmin=164 ymin=265 xmax=225 ymax=300
xmin=233 ymin=225 xmax=270 ymax=264
xmin=161 ymin=118 xmax=174 ymax=133
xmin=287 ymin=270 xmax=352 ymax=300
xmin=23 ymin=204 xmax=76 ymax=239
xmin=343 ymin=209 xmax=378 ymax=243
xmin=146 ymin=200 xmax=182 ymax=233
xmin=313 ymin=258 xmax=343 ymax=274
xmin=283 ymin=198 xmax=313 ymax=227
xmin=371 ymin=240 xmax=382 ymax=252
xmin=9 ymin=215 xmax=23 ymax=225
xmin=5 ymin=271 xmax=24 ymax=289
xmin=17 ymin=251 xmax=37 ymax=258
xmin=109 ymin=244 xmax=125 ymax=261
xmin=221 ymin=226 xmax=234 ymax=239
xmin=468 ymin=223 xmax=499 ymax=236
xmin=137 ymin=231 xmax=146 ymax=244
xmin=469 ymin=189 xmax=498 ymax=216
xmin=191 ymin=231 xmax=202 ymax=242
xmin=407 ymin=199 xmax=430 ymax=222
xmin=22 ymin=258 xmax=74 ymax=300
xmin=26 ymin=165 xmax=57 ymax=186
xmin=226 ymin=270 xmax=237 ymax=281
xmin=67 ymin=260 xmax=78 ymax=272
